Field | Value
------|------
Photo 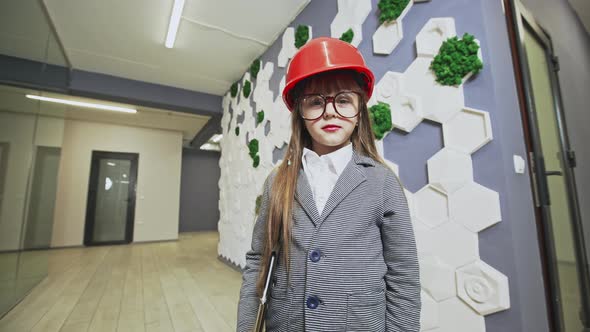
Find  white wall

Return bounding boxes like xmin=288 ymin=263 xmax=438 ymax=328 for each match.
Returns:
xmin=51 ymin=119 xmax=183 ymax=247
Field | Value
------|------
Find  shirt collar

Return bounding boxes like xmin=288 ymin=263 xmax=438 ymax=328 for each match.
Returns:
xmin=302 ymin=142 xmax=353 ymax=177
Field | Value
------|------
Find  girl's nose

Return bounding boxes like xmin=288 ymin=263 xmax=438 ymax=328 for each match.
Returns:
xmin=323 ymin=102 xmax=338 ymax=119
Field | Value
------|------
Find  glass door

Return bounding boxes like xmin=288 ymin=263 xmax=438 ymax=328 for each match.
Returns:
xmin=508 ymin=1 xmax=590 ymax=330
xmin=84 ymin=151 xmax=138 ymax=245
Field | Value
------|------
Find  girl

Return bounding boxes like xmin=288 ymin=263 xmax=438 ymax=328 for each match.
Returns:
xmin=237 ymin=37 xmax=421 ymax=332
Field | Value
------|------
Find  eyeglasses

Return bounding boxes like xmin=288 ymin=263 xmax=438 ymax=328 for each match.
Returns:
xmin=298 ymin=90 xmax=361 ymax=120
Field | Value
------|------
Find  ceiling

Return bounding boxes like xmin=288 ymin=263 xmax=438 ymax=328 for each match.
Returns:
xmin=0 ymin=84 xmax=210 ymax=143
xmin=0 ymin=0 xmax=309 ymax=96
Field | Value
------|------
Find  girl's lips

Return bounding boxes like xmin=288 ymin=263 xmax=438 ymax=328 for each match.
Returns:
xmin=322 ymin=125 xmax=341 ymax=132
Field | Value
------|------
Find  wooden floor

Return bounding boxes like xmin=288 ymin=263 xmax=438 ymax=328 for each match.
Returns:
xmin=0 ymin=232 xmax=242 ymax=332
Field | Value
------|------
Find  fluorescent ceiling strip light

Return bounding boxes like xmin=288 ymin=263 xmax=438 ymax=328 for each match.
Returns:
xmin=210 ymin=134 xmax=223 ymax=143
xmin=165 ymin=0 xmax=185 ymax=48
xmin=26 ymin=95 xmax=137 ymax=113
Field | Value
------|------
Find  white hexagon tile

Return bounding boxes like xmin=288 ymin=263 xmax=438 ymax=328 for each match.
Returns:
xmin=449 ymin=181 xmax=502 ymax=233
xmin=374 ymin=71 xmax=424 ymax=133
xmin=413 ymin=184 xmax=449 ymax=229
xmin=278 ymin=26 xmax=312 ymax=68
xmin=456 ymin=260 xmax=510 ymax=315
xmin=372 ymin=1 xmax=414 ymax=55
xmin=442 ymin=107 xmax=493 ymax=155
xmin=330 ymin=0 xmax=372 ymax=47
xmin=420 ymin=255 xmax=456 ymax=302
xmin=416 ymin=18 xmax=457 ymax=58
xmin=421 ymin=290 xmax=440 ymax=331
xmin=427 ymin=147 xmax=474 ymax=194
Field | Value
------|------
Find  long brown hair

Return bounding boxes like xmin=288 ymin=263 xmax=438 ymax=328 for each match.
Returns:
xmin=256 ymin=69 xmax=388 ymax=295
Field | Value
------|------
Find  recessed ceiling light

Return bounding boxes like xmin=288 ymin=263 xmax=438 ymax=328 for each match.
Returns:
xmin=26 ymin=95 xmax=137 ymax=113
xmin=165 ymin=0 xmax=185 ymax=48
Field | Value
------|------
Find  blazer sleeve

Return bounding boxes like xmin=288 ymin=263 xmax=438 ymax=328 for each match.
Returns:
xmin=236 ymin=170 xmax=275 ymax=332
xmin=381 ymin=170 xmax=421 ymax=332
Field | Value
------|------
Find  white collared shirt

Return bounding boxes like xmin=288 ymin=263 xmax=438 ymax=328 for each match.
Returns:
xmin=301 ymin=143 xmax=353 ymax=215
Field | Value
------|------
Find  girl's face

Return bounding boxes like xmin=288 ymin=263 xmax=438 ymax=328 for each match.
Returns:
xmin=299 ymin=74 xmax=362 ymax=156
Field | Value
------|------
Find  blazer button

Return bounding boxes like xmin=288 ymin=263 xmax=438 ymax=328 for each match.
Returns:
xmin=309 ymin=249 xmax=321 ymax=262
xmin=306 ymin=296 xmax=320 ymax=309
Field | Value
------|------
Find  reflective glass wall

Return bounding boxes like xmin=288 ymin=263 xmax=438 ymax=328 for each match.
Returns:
xmin=0 ymin=85 xmax=66 ymax=317
xmin=0 ymin=0 xmax=68 ymax=317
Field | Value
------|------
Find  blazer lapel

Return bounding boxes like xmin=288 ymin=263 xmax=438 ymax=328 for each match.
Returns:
xmin=295 ymin=168 xmax=321 ymax=226
xmin=295 ymin=149 xmax=376 ymax=228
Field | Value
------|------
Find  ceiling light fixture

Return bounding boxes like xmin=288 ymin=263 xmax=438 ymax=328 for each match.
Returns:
xmin=210 ymin=134 xmax=223 ymax=143
xmin=165 ymin=0 xmax=185 ymax=48
xmin=26 ymin=95 xmax=137 ymax=113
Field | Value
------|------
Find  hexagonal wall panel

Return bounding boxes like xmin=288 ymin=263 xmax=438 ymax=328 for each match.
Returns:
xmin=415 ymin=222 xmax=479 ymax=268
xmin=403 ymin=57 xmax=465 ymax=123
xmin=278 ymin=26 xmax=312 ymax=67
xmin=435 ymin=298 xmax=486 ymax=332
xmin=416 ymin=18 xmax=457 ymax=58
xmin=372 ymin=1 xmax=413 ymax=55
xmin=413 ymin=184 xmax=449 ymax=228
xmin=427 ymin=147 xmax=473 ymax=194
xmin=421 ymin=291 xmax=440 ymax=331
xmin=372 ymin=21 xmax=404 ymax=55
xmin=449 ymin=182 xmax=501 ymax=233
xmin=442 ymin=107 xmax=493 ymax=154
xmin=278 ymin=27 xmax=296 ymax=67
xmin=391 ymin=94 xmax=423 ymax=133
xmin=374 ymin=71 xmax=424 ymax=133
xmin=330 ymin=0 xmax=372 ymax=47
xmin=456 ymin=260 xmax=510 ymax=315
xmin=420 ymin=255 xmax=456 ymax=301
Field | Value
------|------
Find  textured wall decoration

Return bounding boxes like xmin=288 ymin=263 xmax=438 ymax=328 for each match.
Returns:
xmin=368 ymin=15 xmax=508 ymax=331
xmin=372 ymin=0 xmax=413 ymax=54
xmin=330 ymin=0 xmax=372 ymax=47
xmin=456 ymin=260 xmax=510 ymax=315
xmin=217 ymin=5 xmax=509 ymax=330
xmin=278 ymin=26 xmax=313 ymax=67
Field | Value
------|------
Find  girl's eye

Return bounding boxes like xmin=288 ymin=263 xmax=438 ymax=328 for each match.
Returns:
xmin=304 ymin=96 xmax=324 ymax=107
xmin=336 ymin=96 xmax=353 ymax=104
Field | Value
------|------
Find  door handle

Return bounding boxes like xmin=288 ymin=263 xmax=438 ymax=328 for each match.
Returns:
xmin=545 ymin=170 xmax=563 ymax=176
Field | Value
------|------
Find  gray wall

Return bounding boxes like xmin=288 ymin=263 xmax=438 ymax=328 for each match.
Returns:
xmin=179 ymin=148 xmax=221 ymax=232
xmin=520 ymin=0 xmax=590 ymax=278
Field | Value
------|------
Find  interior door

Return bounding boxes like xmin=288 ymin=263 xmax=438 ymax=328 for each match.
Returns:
xmin=84 ymin=151 xmax=138 ymax=245
xmin=507 ymin=1 xmax=590 ymax=331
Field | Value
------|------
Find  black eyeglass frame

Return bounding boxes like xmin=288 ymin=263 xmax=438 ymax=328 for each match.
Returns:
xmin=297 ymin=90 xmax=363 ymax=121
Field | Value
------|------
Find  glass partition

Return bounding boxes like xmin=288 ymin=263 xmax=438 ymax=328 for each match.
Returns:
xmin=0 ymin=0 xmax=68 ymax=317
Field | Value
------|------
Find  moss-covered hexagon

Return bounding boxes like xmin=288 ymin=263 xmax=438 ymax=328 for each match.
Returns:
xmin=369 ymin=102 xmax=393 ymax=139
xmin=248 ymin=139 xmax=260 ymax=168
xmin=340 ymin=28 xmax=354 ymax=43
xmin=295 ymin=25 xmax=310 ymax=49
xmin=430 ymin=33 xmax=483 ymax=86
xmin=378 ymin=0 xmax=411 ymax=24
xmin=243 ymin=80 xmax=252 ymax=98
xmin=250 ymin=59 xmax=261 ymax=80
xmin=230 ymin=82 xmax=238 ymax=98
xmin=256 ymin=110 xmax=265 ymax=126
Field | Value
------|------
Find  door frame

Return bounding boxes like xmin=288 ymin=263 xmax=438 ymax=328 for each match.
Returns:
xmin=504 ymin=0 xmax=590 ymax=330
xmin=83 ymin=150 xmax=138 ymax=246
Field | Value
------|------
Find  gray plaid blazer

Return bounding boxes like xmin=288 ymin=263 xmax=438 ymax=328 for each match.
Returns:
xmin=237 ymin=150 xmax=421 ymax=332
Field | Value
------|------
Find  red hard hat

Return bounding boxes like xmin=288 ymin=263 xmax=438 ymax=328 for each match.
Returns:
xmin=282 ymin=37 xmax=375 ymax=111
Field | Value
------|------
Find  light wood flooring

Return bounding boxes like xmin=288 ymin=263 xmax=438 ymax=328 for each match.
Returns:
xmin=0 ymin=232 xmax=242 ymax=332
